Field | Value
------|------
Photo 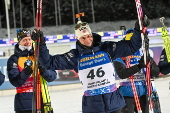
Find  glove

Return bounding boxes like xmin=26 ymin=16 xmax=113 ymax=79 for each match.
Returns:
xmin=92 ymin=33 xmax=101 ymax=46
xmin=39 ymin=65 xmax=46 ymax=74
xmin=137 ymin=55 xmax=146 ymax=69
xmin=135 ymin=15 xmax=150 ymax=31
xmin=23 ymin=60 xmax=33 ymax=75
xmin=23 ymin=66 xmax=33 ymax=75
xmin=31 ymin=29 xmax=46 ymax=45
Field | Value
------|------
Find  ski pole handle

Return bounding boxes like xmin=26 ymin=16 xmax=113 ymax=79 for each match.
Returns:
xmin=120 ymin=26 xmax=126 ymax=38
xmin=159 ymin=17 xmax=165 ymax=27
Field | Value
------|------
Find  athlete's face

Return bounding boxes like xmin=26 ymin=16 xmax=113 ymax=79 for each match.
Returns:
xmin=79 ymin=34 xmax=93 ymax=47
xmin=18 ymin=37 xmax=32 ymax=47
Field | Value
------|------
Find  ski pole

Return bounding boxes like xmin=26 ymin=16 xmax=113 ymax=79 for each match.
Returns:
xmin=135 ymin=0 xmax=153 ymax=111
xmin=32 ymin=0 xmax=43 ymax=113
xmin=34 ymin=1 xmax=54 ymax=112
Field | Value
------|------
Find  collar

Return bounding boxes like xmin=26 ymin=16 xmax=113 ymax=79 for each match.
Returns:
xmin=14 ymin=44 xmax=34 ymax=57
xmin=76 ymin=33 xmax=102 ymax=54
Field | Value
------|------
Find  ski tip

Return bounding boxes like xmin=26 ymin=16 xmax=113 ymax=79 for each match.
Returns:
xmin=160 ymin=17 xmax=165 ymax=20
xmin=159 ymin=17 xmax=165 ymax=27
xmin=75 ymin=12 xmax=84 ymax=18
xmin=159 ymin=17 xmax=165 ymax=22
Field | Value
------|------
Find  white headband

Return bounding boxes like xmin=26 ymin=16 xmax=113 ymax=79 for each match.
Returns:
xmin=75 ymin=21 xmax=92 ymax=40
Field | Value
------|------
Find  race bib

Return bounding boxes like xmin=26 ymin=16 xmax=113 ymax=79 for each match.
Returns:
xmin=78 ymin=51 xmax=117 ymax=96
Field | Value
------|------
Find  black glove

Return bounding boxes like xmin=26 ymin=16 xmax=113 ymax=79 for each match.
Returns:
xmin=23 ymin=60 xmax=33 ymax=75
xmin=135 ymin=15 xmax=150 ymax=31
xmin=39 ymin=65 xmax=46 ymax=74
xmin=92 ymin=33 xmax=101 ymax=46
xmin=31 ymin=29 xmax=46 ymax=45
xmin=23 ymin=66 xmax=33 ymax=75
xmin=137 ymin=55 xmax=146 ymax=69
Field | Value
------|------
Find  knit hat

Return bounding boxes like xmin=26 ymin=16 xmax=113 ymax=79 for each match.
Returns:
xmin=16 ymin=28 xmax=31 ymax=42
xmin=74 ymin=21 xmax=92 ymax=40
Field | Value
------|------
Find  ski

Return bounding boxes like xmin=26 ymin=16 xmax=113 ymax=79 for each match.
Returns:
xmin=40 ymin=77 xmax=53 ymax=113
xmin=32 ymin=0 xmax=43 ymax=113
xmin=135 ymin=0 xmax=153 ymax=111
xmin=160 ymin=17 xmax=170 ymax=62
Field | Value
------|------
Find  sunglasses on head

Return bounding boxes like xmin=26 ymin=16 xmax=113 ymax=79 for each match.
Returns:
xmin=75 ymin=22 xmax=88 ymax=30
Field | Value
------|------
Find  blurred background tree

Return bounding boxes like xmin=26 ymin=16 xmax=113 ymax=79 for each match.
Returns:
xmin=0 ymin=0 xmax=169 ymax=28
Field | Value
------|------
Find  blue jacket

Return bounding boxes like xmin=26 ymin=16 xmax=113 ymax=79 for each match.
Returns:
xmin=158 ymin=48 xmax=170 ymax=75
xmin=39 ymin=30 xmax=142 ymax=72
xmin=0 ymin=71 xmax=5 ymax=86
xmin=7 ymin=44 xmax=57 ymax=111
xmin=113 ymin=50 xmax=160 ymax=97
xmin=39 ymin=30 xmax=142 ymax=112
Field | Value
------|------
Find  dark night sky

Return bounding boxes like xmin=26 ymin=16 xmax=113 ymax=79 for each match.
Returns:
xmin=0 ymin=0 xmax=169 ymax=28
xmin=0 ymin=0 xmax=33 ymax=15
xmin=0 ymin=0 xmax=5 ymax=15
xmin=0 ymin=0 xmax=35 ymax=28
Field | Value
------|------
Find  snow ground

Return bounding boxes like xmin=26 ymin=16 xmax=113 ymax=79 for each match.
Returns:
xmin=0 ymin=76 xmax=170 ymax=113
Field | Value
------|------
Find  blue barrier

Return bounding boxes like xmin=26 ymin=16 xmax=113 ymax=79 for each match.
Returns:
xmin=0 ymin=27 xmax=169 ymax=46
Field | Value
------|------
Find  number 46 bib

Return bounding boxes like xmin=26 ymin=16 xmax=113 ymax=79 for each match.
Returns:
xmin=78 ymin=51 xmax=117 ymax=96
